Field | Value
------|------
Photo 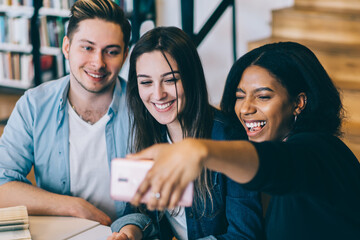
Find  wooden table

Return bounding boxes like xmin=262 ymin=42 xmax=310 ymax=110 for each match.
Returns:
xmin=29 ymin=216 xmax=111 ymax=240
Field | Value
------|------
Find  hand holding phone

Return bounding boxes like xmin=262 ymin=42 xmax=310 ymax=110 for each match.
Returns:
xmin=110 ymin=158 xmax=193 ymax=206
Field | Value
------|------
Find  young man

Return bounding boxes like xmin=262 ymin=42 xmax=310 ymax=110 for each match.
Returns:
xmin=0 ymin=0 xmax=131 ymax=226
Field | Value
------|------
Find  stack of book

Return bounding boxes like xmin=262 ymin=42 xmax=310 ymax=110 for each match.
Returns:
xmin=0 ymin=205 xmax=31 ymax=240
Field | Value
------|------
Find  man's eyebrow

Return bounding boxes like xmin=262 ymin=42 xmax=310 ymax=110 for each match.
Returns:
xmin=78 ymin=39 xmax=122 ymax=49
xmin=105 ymin=45 xmax=122 ymax=49
xmin=79 ymin=39 xmax=95 ymax=45
xmin=161 ymin=71 xmax=180 ymax=78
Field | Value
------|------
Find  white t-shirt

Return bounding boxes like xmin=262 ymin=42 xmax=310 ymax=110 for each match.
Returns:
xmin=68 ymin=101 xmax=117 ymax=221
xmin=165 ymin=207 xmax=188 ymax=240
xmin=165 ymin=133 xmax=188 ymax=240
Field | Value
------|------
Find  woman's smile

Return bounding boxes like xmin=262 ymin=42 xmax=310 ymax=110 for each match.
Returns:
xmin=235 ymin=65 xmax=295 ymax=142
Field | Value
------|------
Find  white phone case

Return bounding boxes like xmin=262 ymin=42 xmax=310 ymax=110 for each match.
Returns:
xmin=110 ymin=158 xmax=193 ymax=206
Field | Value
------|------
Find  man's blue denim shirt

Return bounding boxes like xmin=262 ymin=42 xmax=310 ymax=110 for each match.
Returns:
xmin=0 ymin=75 xmax=130 ymax=218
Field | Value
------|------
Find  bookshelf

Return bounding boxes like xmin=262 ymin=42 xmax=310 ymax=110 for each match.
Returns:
xmin=0 ymin=1 xmax=74 ymax=91
xmin=38 ymin=4 xmax=71 ymax=83
xmin=0 ymin=3 xmax=34 ymax=89
xmin=0 ymin=0 xmax=155 ymax=92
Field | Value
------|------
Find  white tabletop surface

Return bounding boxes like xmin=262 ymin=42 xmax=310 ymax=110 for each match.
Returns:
xmin=29 ymin=216 xmax=111 ymax=240
xmin=68 ymin=224 xmax=112 ymax=240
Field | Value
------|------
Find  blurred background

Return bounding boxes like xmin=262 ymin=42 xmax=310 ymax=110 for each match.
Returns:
xmin=1 ymin=0 xmax=359 ymax=160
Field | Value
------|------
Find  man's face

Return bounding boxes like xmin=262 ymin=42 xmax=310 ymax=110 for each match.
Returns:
xmin=62 ymin=19 xmax=128 ymax=94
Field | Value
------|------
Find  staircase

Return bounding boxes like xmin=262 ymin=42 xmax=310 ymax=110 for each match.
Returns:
xmin=248 ymin=0 xmax=360 ymax=160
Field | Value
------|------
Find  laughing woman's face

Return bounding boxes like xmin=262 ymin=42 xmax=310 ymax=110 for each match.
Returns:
xmin=234 ymin=65 xmax=296 ymax=142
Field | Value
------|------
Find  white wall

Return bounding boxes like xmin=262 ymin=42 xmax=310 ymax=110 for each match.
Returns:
xmin=121 ymin=0 xmax=294 ymax=105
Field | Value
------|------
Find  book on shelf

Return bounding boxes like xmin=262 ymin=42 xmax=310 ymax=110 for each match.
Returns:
xmin=0 ymin=14 xmax=31 ymax=46
xmin=39 ymin=15 xmax=67 ymax=48
xmin=0 ymin=205 xmax=31 ymax=240
xmin=0 ymin=0 xmax=33 ymax=7
xmin=42 ymin=0 xmax=76 ymax=10
xmin=0 ymin=14 xmax=5 ymax=43
xmin=0 ymin=52 xmax=34 ymax=84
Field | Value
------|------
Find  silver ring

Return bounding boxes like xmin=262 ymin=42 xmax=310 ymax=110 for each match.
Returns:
xmin=153 ymin=192 xmax=161 ymax=200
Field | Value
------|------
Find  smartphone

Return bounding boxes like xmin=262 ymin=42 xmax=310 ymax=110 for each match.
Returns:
xmin=110 ymin=158 xmax=194 ymax=207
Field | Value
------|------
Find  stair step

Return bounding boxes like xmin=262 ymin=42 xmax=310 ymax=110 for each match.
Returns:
xmin=343 ymin=120 xmax=360 ymax=139
xmin=342 ymin=121 xmax=360 ymax=161
xmin=342 ymin=90 xmax=360 ymax=125
xmin=272 ymin=7 xmax=360 ymax=44
xmin=248 ymin=37 xmax=360 ymax=91
xmin=296 ymin=0 xmax=360 ymax=11
xmin=340 ymin=90 xmax=360 ymax=160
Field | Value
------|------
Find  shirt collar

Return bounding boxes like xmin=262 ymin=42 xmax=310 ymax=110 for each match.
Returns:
xmin=108 ymin=77 xmax=122 ymax=116
xmin=58 ymin=76 xmax=122 ymax=116
xmin=59 ymin=76 xmax=71 ymax=111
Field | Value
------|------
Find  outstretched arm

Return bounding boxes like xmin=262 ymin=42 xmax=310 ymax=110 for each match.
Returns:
xmin=129 ymin=138 xmax=259 ymax=210
xmin=0 ymin=181 xmax=112 ymax=226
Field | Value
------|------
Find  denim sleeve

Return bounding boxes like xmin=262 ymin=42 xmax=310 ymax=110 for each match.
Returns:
xmin=197 ymin=236 xmax=217 ymax=240
xmin=0 ymin=94 xmax=34 ymax=186
xmin=216 ymin=177 xmax=264 ymax=240
xmin=111 ymin=213 xmax=159 ymax=239
xmin=111 ymin=203 xmax=159 ymax=239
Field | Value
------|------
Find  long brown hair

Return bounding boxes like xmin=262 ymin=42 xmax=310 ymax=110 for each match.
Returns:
xmin=127 ymin=27 xmax=215 ymax=216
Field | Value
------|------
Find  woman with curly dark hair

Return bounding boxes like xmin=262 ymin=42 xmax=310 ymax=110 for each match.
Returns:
xmin=130 ymin=42 xmax=360 ymax=240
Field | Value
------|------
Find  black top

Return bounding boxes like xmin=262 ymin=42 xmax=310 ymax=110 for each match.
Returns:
xmin=244 ymin=132 xmax=360 ymax=240
xmin=156 ymin=109 xmax=263 ymax=239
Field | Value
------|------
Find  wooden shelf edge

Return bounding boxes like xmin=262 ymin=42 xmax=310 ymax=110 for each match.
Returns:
xmin=39 ymin=7 xmax=70 ymax=18
xmin=0 ymin=79 xmax=32 ymax=89
xmin=0 ymin=43 xmax=32 ymax=53
xmin=0 ymin=5 xmax=33 ymax=17
xmin=295 ymin=1 xmax=360 ymax=12
xmin=342 ymin=121 xmax=360 ymax=137
xmin=273 ymin=5 xmax=360 ymax=16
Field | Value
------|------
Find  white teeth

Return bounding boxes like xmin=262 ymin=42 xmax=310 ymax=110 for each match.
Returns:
xmin=88 ymin=72 xmax=104 ymax=78
xmin=154 ymin=102 xmax=172 ymax=109
xmin=245 ymin=121 xmax=266 ymax=129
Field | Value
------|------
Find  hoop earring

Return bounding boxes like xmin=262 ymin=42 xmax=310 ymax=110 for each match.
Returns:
xmin=294 ymin=115 xmax=298 ymax=123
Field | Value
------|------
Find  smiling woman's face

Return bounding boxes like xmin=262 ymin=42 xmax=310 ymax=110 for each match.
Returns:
xmin=136 ymin=50 xmax=185 ymax=128
xmin=234 ymin=65 xmax=296 ymax=142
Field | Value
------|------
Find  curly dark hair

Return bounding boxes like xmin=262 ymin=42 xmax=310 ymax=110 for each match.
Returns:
xmin=221 ymin=41 xmax=343 ymax=137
